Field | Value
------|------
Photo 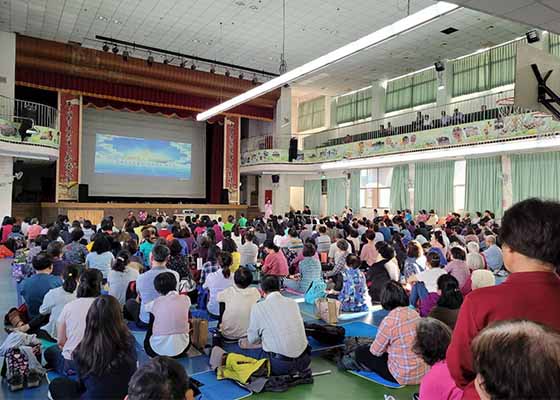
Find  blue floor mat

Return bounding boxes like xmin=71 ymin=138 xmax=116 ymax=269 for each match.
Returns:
xmin=341 ymin=321 xmax=378 ymax=338
xmin=192 ymin=370 xmax=252 ymax=400
xmin=348 ymin=370 xmax=404 ymax=389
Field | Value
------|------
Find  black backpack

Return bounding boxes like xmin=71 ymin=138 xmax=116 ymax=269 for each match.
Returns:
xmin=305 ymin=322 xmax=345 ymax=345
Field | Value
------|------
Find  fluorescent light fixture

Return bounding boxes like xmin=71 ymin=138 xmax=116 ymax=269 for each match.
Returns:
xmin=320 ymin=136 xmax=560 ymax=170
xmin=197 ymin=1 xmax=459 ymax=121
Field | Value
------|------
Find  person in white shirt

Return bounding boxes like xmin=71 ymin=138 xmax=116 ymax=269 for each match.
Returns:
xmin=239 ymin=232 xmax=259 ymax=270
xmin=217 ymin=267 xmax=261 ymax=340
xmin=144 ymin=272 xmax=191 ymax=358
xmin=108 ymin=250 xmax=140 ymax=306
xmin=408 ymin=252 xmax=447 ymax=307
xmin=203 ymin=252 xmax=234 ymax=317
xmin=247 ymin=275 xmax=311 ymax=376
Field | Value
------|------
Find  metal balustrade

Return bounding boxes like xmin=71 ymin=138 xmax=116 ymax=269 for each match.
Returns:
xmin=0 ymin=95 xmax=58 ymax=129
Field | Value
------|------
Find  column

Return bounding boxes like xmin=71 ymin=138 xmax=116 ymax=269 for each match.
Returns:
xmin=224 ymin=116 xmax=241 ymax=204
xmin=0 ymin=31 xmax=15 ymax=100
xmin=0 ymin=156 xmax=13 ymax=218
xmin=501 ymin=155 xmax=513 ymax=211
xmin=371 ymin=81 xmax=386 ymax=120
xmin=57 ymin=93 xmax=81 ymax=201
xmin=436 ymin=60 xmax=452 ymax=107
xmin=274 ymin=86 xmax=292 ymax=137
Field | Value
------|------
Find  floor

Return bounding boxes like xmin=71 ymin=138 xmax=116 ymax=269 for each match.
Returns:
xmin=0 ymin=258 xmax=418 ymax=400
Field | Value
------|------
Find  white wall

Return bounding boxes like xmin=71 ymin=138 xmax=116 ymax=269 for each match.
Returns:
xmin=0 ymin=31 xmax=15 ymax=99
xmin=0 ymin=156 xmax=13 ymax=219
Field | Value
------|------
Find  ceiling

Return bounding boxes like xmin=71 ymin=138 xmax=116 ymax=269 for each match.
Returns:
xmin=0 ymin=0 xmax=537 ymax=97
xmin=450 ymin=0 xmax=560 ymax=34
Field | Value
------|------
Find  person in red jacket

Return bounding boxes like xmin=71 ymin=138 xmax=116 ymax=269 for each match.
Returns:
xmin=262 ymin=241 xmax=289 ymax=277
xmin=446 ymin=198 xmax=560 ymax=400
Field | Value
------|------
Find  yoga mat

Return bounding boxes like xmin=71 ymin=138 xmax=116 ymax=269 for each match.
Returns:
xmin=341 ymin=322 xmax=378 ymax=338
xmin=192 ymin=371 xmax=252 ymax=400
xmin=348 ymin=370 xmax=404 ymax=389
xmin=337 ymin=311 xmax=370 ymax=321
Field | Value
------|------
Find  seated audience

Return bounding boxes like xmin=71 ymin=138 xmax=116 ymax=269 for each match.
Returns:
xmin=354 ymin=281 xmax=428 ymax=385
xmin=409 ymin=252 xmax=447 ymax=316
xmin=315 ymin=225 xmax=331 ymax=254
xmin=166 ymin=239 xmax=191 ymax=279
xmin=203 ymin=252 xmax=234 ymax=318
xmin=403 ymin=240 xmax=426 ymax=281
xmin=466 ymin=241 xmax=485 ymax=271
xmin=49 ymin=295 xmax=137 ymax=400
xmin=447 ymin=198 xmax=560 ymax=399
xmin=108 ymin=250 xmax=140 ymax=306
xmin=139 ymin=228 xmax=156 ymax=267
xmin=482 ymin=235 xmax=503 ymax=272
xmin=359 ymin=230 xmax=378 ymax=269
xmin=63 ymin=228 xmax=89 ymax=264
xmin=125 ymin=244 xmax=180 ymax=327
xmin=21 ymin=252 xmax=62 ymax=320
xmin=338 ymin=254 xmax=368 ymax=312
xmin=262 ymin=241 xmax=289 ymax=277
xmin=199 ymin=245 xmax=220 ymax=285
xmin=413 ymin=318 xmax=462 ymax=400
xmin=247 ymin=276 xmax=310 ymax=376
xmin=470 ymin=269 xmax=495 ymax=290
xmin=428 ymin=274 xmax=463 ymax=330
xmin=46 ymin=241 xmax=70 ymax=277
xmin=45 ymin=269 xmax=103 ymax=375
xmin=85 ymin=235 xmax=115 ymax=279
xmin=445 ymin=247 xmax=470 ymax=290
xmin=127 ymin=356 xmax=196 ymax=400
xmin=217 ymin=267 xmax=261 ymax=340
xmin=284 ymin=243 xmax=322 ymax=293
xmin=472 ymin=320 xmax=560 ymax=400
xmin=220 ymin=233 xmax=241 ymax=273
xmin=144 ymin=272 xmax=191 ymax=357
xmin=239 ymin=231 xmax=259 ymax=270
xmin=324 ymin=239 xmax=350 ymax=282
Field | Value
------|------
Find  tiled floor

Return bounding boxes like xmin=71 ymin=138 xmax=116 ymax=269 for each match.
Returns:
xmin=0 ymin=258 xmax=418 ymax=399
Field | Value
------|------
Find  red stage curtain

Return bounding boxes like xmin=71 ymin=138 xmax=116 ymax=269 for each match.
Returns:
xmin=206 ymin=122 xmax=224 ymax=204
xmin=16 ymin=67 xmax=274 ymax=120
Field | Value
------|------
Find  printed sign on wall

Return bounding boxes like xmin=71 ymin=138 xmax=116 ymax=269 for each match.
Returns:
xmin=57 ymin=93 xmax=81 ymax=201
xmin=223 ymin=116 xmax=240 ymax=204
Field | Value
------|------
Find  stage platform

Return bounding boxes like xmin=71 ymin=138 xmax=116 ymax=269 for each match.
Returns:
xmin=38 ymin=202 xmax=248 ymax=225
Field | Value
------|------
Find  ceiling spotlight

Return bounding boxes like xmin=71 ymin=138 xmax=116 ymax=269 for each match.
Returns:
xmin=210 ymin=65 xmax=216 ymax=74
xmin=526 ymin=29 xmax=540 ymax=43
xmin=163 ymin=58 xmax=170 ymax=65
xmin=122 ymin=49 xmax=129 ymax=61
xmin=147 ymin=54 xmax=154 ymax=66
xmin=252 ymin=75 xmax=259 ymax=84
xmin=180 ymin=59 xmax=187 ymax=68
xmin=239 ymin=72 xmax=244 ymax=80
xmin=225 ymin=70 xmax=231 ymax=77
xmin=190 ymin=62 xmax=197 ymax=70
xmin=434 ymin=60 xmax=445 ymax=72
xmin=112 ymin=45 xmax=119 ymax=54
xmin=102 ymin=43 xmax=109 ymax=52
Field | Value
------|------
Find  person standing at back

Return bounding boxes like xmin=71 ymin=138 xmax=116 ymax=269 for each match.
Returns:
xmin=446 ymin=198 xmax=560 ymax=400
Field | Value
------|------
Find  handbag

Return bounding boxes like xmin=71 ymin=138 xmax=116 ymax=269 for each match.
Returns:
xmin=179 ymin=277 xmax=197 ymax=294
xmin=314 ymin=298 xmax=341 ymax=324
xmin=191 ymin=318 xmax=208 ymax=351
xmin=304 ymin=280 xmax=327 ymax=305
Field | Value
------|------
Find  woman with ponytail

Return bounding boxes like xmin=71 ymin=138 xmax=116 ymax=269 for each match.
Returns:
xmin=428 ymin=274 xmax=463 ymax=330
xmin=203 ymin=251 xmax=234 ymax=318
xmin=108 ymin=250 xmax=139 ymax=306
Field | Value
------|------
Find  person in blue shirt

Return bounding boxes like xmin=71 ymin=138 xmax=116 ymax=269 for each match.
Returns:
xmin=379 ymin=222 xmax=392 ymax=242
xmin=21 ymin=252 xmax=62 ymax=320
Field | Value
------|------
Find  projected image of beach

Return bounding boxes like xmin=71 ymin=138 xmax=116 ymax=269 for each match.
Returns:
xmin=94 ymin=134 xmax=192 ymax=179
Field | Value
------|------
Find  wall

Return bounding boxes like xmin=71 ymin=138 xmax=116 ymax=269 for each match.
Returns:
xmin=0 ymin=156 xmax=13 ymax=219
xmin=0 ymin=31 xmax=15 ymax=99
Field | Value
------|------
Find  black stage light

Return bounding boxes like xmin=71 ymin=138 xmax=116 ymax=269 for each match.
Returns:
xmin=147 ymin=55 xmax=154 ymax=66
xmin=434 ymin=60 xmax=445 ymax=72
xmin=526 ymin=29 xmax=540 ymax=44
xmin=112 ymin=45 xmax=119 ymax=54
xmin=102 ymin=43 xmax=109 ymax=52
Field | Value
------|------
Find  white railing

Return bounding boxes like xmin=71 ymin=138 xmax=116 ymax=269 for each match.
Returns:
xmin=303 ymin=89 xmax=517 ymax=149
xmin=0 ymin=95 xmax=58 ymax=129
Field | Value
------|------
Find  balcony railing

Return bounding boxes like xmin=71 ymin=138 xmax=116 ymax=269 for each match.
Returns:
xmin=241 ymin=134 xmax=293 ymax=153
xmin=0 ymin=95 xmax=59 ymax=130
xmin=303 ymin=89 xmax=517 ymax=149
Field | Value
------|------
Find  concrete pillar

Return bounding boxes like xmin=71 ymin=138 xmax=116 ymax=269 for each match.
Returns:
xmin=501 ymin=155 xmax=513 ymax=211
xmin=436 ymin=60 xmax=452 ymax=107
xmin=371 ymin=81 xmax=386 ymax=120
xmin=0 ymin=31 xmax=15 ymax=100
xmin=0 ymin=156 xmax=13 ymax=219
xmin=275 ymin=86 xmax=292 ymax=137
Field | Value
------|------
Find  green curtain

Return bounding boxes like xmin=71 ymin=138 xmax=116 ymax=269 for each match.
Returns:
xmin=298 ymin=97 xmax=325 ymax=131
xmin=327 ymin=178 xmax=347 ymax=215
xmin=336 ymin=88 xmax=372 ymax=124
xmin=412 ymin=69 xmax=437 ymax=107
xmin=511 ymin=152 xmax=560 ymax=204
xmin=550 ymin=33 xmax=560 ymax=57
xmin=452 ymin=51 xmax=490 ymax=97
xmin=414 ymin=161 xmax=454 ymax=214
xmin=386 ymin=76 xmax=413 ymax=112
xmin=349 ymin=171 xmax=361 ymax=213
xmin=465 ymin=157 xmax=503 ymax=217
xmin=304 ymin=180 xmax=321 ymax=215
xmin=489 ymin=41 xmax=519 ymax=88
xmin=390 ymin=164 xmax=410 ymax=212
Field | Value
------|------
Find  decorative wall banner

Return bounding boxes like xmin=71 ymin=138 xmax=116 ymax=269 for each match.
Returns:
xmin=224 ymin=116 xmax=240 ymax=204
xmin=57 ymin=93 xmax=81 ymax=201
xmin=240 ymin=112 xmax=560 ymax=166
xmin=0 ymin=118 xmax=59 ymax=147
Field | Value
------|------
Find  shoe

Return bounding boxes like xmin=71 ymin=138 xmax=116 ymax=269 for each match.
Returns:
xmin=7 ymin=374 xmax=24 ymax=391
xmin=26 ymin=371 xmax=42 ymax=388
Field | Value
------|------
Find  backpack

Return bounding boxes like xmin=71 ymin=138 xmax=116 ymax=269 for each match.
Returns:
xmin=1 ymin=343 xmax=43 ymax=391
xmin=304 ymin=280 xmax=327 ymax=305
xmin=304 ymin=322 xmax=345 ymax=345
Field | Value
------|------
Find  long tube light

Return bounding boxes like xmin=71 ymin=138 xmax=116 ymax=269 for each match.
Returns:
xmin=197 ymin=1 xmax=459 ymax=121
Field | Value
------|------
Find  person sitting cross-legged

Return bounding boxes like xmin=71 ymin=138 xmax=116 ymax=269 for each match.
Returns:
xmin=247 ymin=275 xmax=311 ymax=376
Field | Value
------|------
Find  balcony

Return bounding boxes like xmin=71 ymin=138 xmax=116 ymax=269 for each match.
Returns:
xmin=241 ymin=89 xmax=560 ymax=168
xmin=0 ymin=95 xmax=60 ymax=150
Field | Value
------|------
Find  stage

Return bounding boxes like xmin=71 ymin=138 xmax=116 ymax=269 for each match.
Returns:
xmin=37 ymin=202 xmax=248 ymax=225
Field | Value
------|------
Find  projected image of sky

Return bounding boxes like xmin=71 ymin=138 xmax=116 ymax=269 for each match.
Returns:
xmin=94 ymin=134 xmax=191 ymax=179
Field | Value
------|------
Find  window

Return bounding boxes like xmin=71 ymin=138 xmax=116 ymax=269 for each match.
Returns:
xmin=454 ymin=160 xmax=466 ymax=212
xmin=452 ymin=39 xmax=525 ymax=97
xmin=360 ymin=167 xmax=393 ymax=209
xmin=298 ymin=97 xmax=325 ymax=131
xmin=550 ymin=33 xmax=560 ymax=57
xmin=335 ymin=87 xmax=372 ymax=124
xmin=385 ymin=69 xmax=437 ymax=112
